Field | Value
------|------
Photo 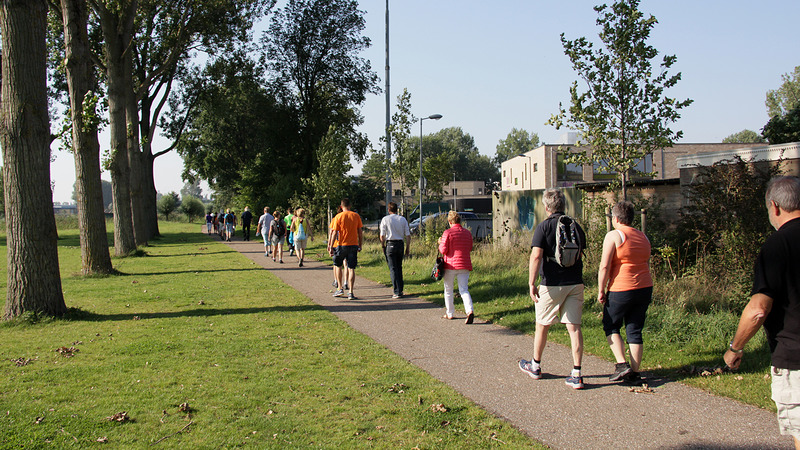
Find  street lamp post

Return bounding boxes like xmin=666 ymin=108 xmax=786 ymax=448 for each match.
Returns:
xmin=419 ymin=114 xmax=442 ymax=219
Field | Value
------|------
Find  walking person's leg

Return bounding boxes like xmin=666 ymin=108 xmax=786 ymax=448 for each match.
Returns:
xmin=442 ymin=269 xmax=456 ymax=319
xmin=456 ymin=271 xmax=474 ymax=323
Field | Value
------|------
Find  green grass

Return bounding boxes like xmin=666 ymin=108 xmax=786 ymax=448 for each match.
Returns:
xmin=325 ymin=229 xmax=774 ymax=411
xmin=0 ymin=222 xmax=538 ymax=448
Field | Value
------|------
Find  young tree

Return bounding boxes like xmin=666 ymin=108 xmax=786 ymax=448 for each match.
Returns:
xmin=387 ymin=88 xmax=416 ymax=215
xmin=722 ymin=129 xmax=766 ymax=144
xmin=311 ymin=125 xmax=351 ymax=227
xmin=494 ymin=128 xmax=540 ymax=167
xmin=766 ymin=65 xmax=800 ymax=119
xmin=547 ymin=0 xmax=692 ymax=200
xmin=180 ymin=195 xmax=205 ymax=222
xmin=157 ymin=191 xmax=179 ymax=220
xmin=1 ymin=0 xmax=67 ymax=318
xmin=56 ymin=0 xmax=114 ymax=275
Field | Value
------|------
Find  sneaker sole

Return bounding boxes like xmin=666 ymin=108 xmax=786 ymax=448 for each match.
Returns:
xmin=609 ymin=367 xmax=632 ymax=382
xmin=566 ymin=380 xmax=584 ymax=389
xmin=518 ymin=362 xmax=542 ymax=380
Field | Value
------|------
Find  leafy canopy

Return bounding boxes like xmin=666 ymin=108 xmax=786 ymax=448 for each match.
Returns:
xmin=721 ymin=129 xmax=765 ymax=144
xmin=765 ymin=65 xmax=800 ymax=119
xmin=494 ymin=128 xmax=540 ymax=167
xmin=547 ymin=0 xmax=692 ymax=199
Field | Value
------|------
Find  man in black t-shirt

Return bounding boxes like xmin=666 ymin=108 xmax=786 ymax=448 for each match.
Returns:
xmin=725 ymin=176 xmax=800 ymax=446
xmin=240 ymin=206 xmax=253 ymax=241
xmin=518 ymin=188 xmax=587 ymax=390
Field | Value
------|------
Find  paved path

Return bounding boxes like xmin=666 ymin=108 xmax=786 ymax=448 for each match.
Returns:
xmin=227 ymin=238 xmax=791 ymax=449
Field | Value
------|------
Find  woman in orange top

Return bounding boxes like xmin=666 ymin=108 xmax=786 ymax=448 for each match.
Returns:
xmin=597 ymin=201 xmax=653 ymax=385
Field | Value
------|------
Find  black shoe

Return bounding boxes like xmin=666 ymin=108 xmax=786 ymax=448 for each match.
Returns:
xmin=609 ymin=362 xmax=632 ymax=382
xmin=465 ymin=312 xmax=474 ymax=324
xmin=621 ymin=371 xmax=643 ymax=386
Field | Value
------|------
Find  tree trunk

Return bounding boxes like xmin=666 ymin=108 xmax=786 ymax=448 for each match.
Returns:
xmin=126 ymin=86 xmax=147 ymax=246
xmin=143 ymin=147 xmax=160 ymax=239
xmin=97 ymin=0 xmax=137 ymax=256
xmin=60 ymin=0 xmax=114 ymax=275
xmin=0 ymin=0 xmax=67 ymax=319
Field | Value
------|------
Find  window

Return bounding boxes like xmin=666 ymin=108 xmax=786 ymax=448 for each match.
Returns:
xmin=394 ymin=189 xmax=402 ymax=196
xmin=514 ymin=177 xmax=518 ymax=186
xmin=632 ymin=154 xmax=653 ymax=177
xmin=452 ymin=188 xmax=458 ymax=195
xmin=533 ymin=163 xmax=538 ymax=172
xmin=557 ymin=154 xmax=583 ymax=181
xmin=523 ymin=164 xmax=527 ymax=180
xmin=410 ymin=189 xmax=416 ymax=196
xmin=592 ymin=154 xmax=654 ymax=180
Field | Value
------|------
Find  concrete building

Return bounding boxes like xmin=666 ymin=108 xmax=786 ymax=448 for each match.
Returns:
xmin=677 ymin=142 xmax=800 ymax=189
xmin=500 ymin=142 xmax=760 ymax=191
xmin=390 ymin=179 xmax=491 ymax=214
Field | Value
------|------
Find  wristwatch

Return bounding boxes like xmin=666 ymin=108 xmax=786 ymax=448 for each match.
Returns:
xmin=728 ymin=342 xmax=743 ymax=354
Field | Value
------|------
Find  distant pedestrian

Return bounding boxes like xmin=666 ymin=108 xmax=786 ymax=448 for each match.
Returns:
xmin=205 ymin=212 xmax=213 ymax=235
xmin=223 ymin=208 xmax=235 ymax=242
xmin=241 ymin=206 xmax=253 ymax=241
xmin=328 ymin=199 xmax=363 ymax=300
xmin=438 ymin=211 xmax=474 ymax=323
xmin=724 ymin=176 xmax=800 ymax=448
xmin=380 ymin=202 xmax=411 ymax=298
xmin=597 ymin=200 xmax=653 ymax=386
xmin=284 ymin=208 xmax=295 ymax=257
xmin=256 ymin=207 xmax=274 ymax=257
xmin=268 ymin=211 xmax=286 ymax=263
xmin=519 ymin=188 xmax=587 ymax=390
xmin=290 ymin=208 xmax=313 ymax=267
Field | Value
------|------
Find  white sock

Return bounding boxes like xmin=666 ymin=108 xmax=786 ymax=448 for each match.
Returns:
xmin=571 ymin=369 xmax=581 ymax=377
xmin=531 ymin=360 xmax=541 ymax=370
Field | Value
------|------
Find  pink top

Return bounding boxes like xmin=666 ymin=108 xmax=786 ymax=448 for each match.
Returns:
xmin=438 ymin=224 xmax=473 ymax=271
xmin=609 ymin=225 xmax=653 ymax=292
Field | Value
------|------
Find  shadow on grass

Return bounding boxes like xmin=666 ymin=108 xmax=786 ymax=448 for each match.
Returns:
xmin=65 ymin=304 xmax=325 ymax=322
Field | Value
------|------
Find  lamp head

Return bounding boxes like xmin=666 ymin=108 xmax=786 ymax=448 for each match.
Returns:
xmin=428 ymin=114 xmax=442 ymax=120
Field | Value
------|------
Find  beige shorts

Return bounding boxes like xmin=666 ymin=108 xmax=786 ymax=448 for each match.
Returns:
xmin=535 ymin=284 xmax=584 ymax=325
xmin=772 ymin=366 xmax=800 ymax=438
xmin=294 ymin=238 xmax=307 ymax=250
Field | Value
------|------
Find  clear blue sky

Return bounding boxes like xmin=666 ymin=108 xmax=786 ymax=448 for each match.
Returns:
xmin=49 ymin=0 xmax=800 ymax=202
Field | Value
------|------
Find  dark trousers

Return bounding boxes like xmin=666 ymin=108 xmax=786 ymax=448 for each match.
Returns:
xmin=242 ymin=224 xmax=251 ymax=240
xmin=385 ymin=241 xmax=404 ymax=295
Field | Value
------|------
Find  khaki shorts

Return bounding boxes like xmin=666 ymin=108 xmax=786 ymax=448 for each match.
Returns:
xmin=772 ymin=366 xmax=800 ymax=439
xmin=294 ymin=238 xmax=307 ymax=250
xmin=535 ymin=284 xmax=584 ymax=326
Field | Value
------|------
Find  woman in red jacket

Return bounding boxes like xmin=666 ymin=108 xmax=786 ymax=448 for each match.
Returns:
xmin=438 ymin=211 xmax=475 ymax=324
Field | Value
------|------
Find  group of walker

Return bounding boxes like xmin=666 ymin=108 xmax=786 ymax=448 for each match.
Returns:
xmin=212 ymin=177 xmax=800 ymax=445
xmin=252 ymin=206 xmax=312 ymax=266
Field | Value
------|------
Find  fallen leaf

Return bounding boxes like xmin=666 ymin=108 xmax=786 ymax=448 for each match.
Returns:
xmin=132 ymin=280 xmax=138 ymax=284
xmin=430 ymin=404 xmax=448 ymax=413
xmin=735 ymin=375 xmax=744 ymax=381
xmin=11 ymin=357 xmax=33 ymax=367
xmin=96 ymin=437 xmax=108 ymax=443
xmin=106 ymin=412 xmax=130 ymax=423
xmin=34 ymin=416 xmax=44 ymax=424
xmin=178 ymin=403 xmax=190 ymax=413
xmin=55 ymin=347 xmax=79 ymax=357
xmin=628 ymin=384 xmax=655 ymax=394
xmin=440 ymin=420 xmax=450 ymax=427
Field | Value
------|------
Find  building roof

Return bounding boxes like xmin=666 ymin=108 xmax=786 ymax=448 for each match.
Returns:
xmin=676 ymin=142 xmax=800 ymax=169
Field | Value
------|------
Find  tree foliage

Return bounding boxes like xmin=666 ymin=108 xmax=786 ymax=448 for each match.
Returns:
xmin=765 ymin=65 xmax=800 ymax=119
xmin=386 ymin=88 xmax=416 ymax=213
xmin=547 ymin=0 xmax=692 ymax=200
xmin=494 ymin=128 xmax=540 ymax=167
xmin=262 ymin=0 xmax=377 ymax=177
xmin=722 ymin=129 xmax=765 ymax=144
xmin=762 ymin=104 xmax=800 ymax=145
xmin=180 ymin=195 xmax=205 ymax=222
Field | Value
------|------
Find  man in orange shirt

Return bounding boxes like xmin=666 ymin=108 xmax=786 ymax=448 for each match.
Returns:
xmin=327 ymin=198 xmax=363 ymax=300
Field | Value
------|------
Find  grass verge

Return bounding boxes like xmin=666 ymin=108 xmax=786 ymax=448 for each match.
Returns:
xmin=308 ymin=229 xmax=774 ymax=411
xmin=0 ymin=222 xmax=538 ymax=448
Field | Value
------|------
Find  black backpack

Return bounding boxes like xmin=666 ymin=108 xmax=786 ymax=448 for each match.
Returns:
xmin=548 ymin=215 xmax=582 ymax=268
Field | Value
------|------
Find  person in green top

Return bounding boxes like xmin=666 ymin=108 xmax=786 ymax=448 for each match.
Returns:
xmin=284 ymin=208 xmax=295 ymax=256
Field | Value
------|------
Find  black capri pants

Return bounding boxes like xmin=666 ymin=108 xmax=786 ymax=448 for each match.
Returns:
xmin=602 ymin=286 xmax=653 ymax=345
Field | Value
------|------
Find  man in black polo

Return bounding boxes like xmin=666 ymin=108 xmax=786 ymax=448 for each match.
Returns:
xmin=725 ymin=176 xmax=800 ymax=447
xmin=240 ymin=206 xmax=253 ymax=241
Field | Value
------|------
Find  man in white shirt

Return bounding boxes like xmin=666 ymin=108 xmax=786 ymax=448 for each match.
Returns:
xmin=379 ymin=202 xmax=411 ymax=299
xmin=256 ymin=206 xmax=275 ymax=257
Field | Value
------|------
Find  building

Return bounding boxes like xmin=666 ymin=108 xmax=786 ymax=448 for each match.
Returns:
xmin=390 ymin=179 xmax=491 ymax=215
xmin=500 ymin=142 xmax=760 ymax=191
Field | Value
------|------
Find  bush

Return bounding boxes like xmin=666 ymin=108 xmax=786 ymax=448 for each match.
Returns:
xmin=180 ymin=196 xmax=205 ymax=223
xmin=157 ymin=192 xmax=180 ymax=220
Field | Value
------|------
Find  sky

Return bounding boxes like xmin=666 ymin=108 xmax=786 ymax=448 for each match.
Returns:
xmin=47 ymin=0 xmax=800 ymax=203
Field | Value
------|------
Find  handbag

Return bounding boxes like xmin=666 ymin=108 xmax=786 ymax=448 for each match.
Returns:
xmin=431 ymin=252 xmax=445 ymax=281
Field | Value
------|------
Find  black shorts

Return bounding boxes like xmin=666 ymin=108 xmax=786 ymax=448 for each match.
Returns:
xmin=333 ymin=245 xmax=359 ymax=269
xmin=602 ymin=286 xmax=653 ymax=345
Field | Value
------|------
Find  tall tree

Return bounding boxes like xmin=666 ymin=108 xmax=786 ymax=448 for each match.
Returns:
xmin=91 ymin=0 xmax=137 ymax=256
xmin=762 ymin=105 xmax=800 ymax=145
xmin=722 ymin=129 xmax=766 ymax=144
xmin=547 ymin=0 xmax=692 ymax=200
xmin=133 ymin=0 xmax=273 ymax=242
xmin=766 ymin=65 xmax=800 ymax=119
xmin=57 ymin=0 xmax=114 ymax=274
xmin=1 ymin=0 xmax=67 ymax=318
xmin=310 ymin=125 xmax=351 ymax=227
xmin=494 ymin=128 xmax=540 ymax=167
xmin=263 ymin=0 xmax=378 ymax=180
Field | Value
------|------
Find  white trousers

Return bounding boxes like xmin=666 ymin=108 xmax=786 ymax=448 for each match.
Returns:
xmin=443 ymin=269 xmax=473 ymax=317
